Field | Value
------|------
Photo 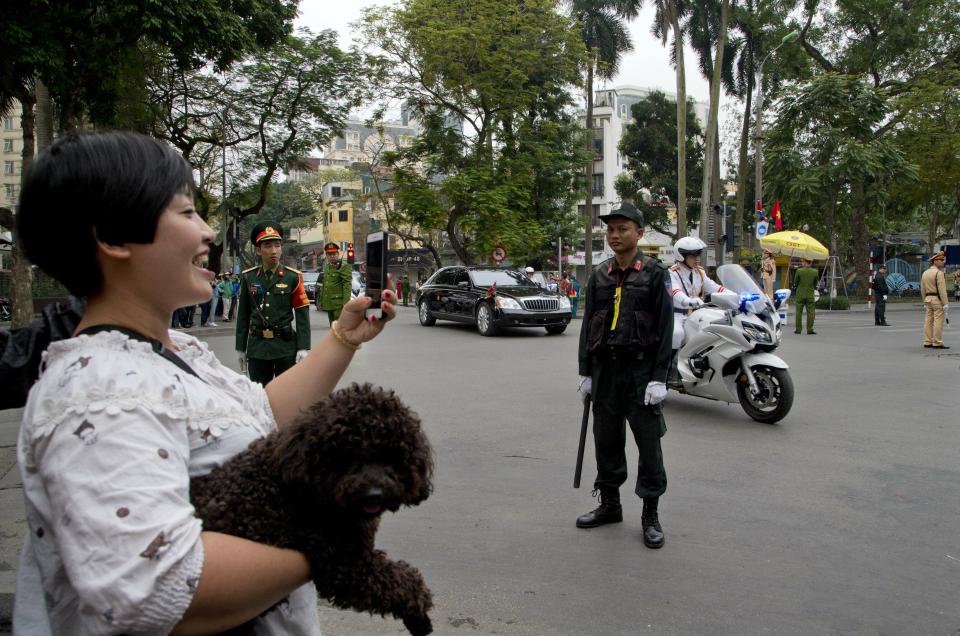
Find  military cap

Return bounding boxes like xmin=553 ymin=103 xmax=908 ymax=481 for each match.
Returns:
xmin=599 ymin=202 xmax=644 ymax=227
xmin=250 ymin=221 xmax=283 ymax=246
xmin=929 ymin=251 xmax=945 ymax=262
xmin=324 ymin=242 xmax=341 ymax=253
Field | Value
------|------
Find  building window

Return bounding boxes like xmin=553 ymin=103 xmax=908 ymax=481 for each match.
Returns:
xmin=4 ymin=184 xmax=15 ymax=200
xmin=619 ymin=103 xmax=628 ymax=118
xmin=592 ymin=174 xmax=604 ymax=197
xmin=3 ymin=117 xmax=13 ymax=130
xmin=346 ymin=131 xmax=360 ymax=152
xmin=331 ymin=186 xmax=341 ymax=197
xmin=3 ymin=139 xmax=13 ymax=153
xmin=339 ymin=209 xmax=349 ymax=222
xmin=4 ymin=161 xmax=15 ymax=176
xmin=577 ymin=204 xmax=601 ymax=225
xmin=593 ymin=128 xmax=603 ymax=160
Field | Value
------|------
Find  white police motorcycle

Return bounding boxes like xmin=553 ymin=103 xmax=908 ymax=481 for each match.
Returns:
xmin=669 ymin=264 xmax=793 ymax=423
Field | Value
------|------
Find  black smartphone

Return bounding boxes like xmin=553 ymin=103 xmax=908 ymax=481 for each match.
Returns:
xmin=364 ymin=231 xmax=388 ymax=320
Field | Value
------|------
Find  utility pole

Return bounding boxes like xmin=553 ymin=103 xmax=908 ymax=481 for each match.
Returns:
xmin=753 ymin=31 xmax=799 ymax=218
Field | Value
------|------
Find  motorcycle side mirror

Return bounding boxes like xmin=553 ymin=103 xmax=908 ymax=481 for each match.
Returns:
xmin=711 ymin=291 xmax=740 ymax=311
xmin=773 ymin=288 xmax=791 ymax=309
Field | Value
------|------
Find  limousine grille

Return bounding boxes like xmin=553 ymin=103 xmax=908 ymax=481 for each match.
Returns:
xmin=522 ymin=298 xmax=559 ymax=312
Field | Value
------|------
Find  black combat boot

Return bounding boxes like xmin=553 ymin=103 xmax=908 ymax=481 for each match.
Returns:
xmin=641 ymin=497 xmax=665 ymax=549
xmin=576 ymin=490 xmax=623 ymax=528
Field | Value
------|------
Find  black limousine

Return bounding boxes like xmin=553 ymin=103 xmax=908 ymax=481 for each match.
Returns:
xmin=414 ymin=267 xmax=572 ymax=336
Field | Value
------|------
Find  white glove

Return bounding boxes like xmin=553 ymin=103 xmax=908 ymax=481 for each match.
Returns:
xmin=644 ymin=381 xmax=667 ymax=406
xmin=296 ymin=349 xmax=309 ymax=364
xmin=883 ymin=295 xmax=888 ymax=301
xmin=238 ymin=353 xmax=247 ymax=373
xmin=578 ymin=376 xmax=592 ymax=403
xmin=945 ymin=304 xmax=949 ymax=310
xmin=688 ymin=297 xmax=704 ymax=309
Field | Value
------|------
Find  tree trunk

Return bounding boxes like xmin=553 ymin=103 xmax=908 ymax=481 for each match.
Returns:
xmin=734 ymin=75 xmax=754 ymax=257
xmin=851 ymin=181 xmax=869 ymax=298
xmin=699 ymin=0 xmax=731 ymax=248
xmin=35 ymin=80 xmax=54 ymax=150
xmin=446 ymin=206 xmax=472 ymax=265
xmin=712 ymin=129 xmax=722 ymax=264
xmin=11 ymin=94 xmax=37 ymax=327
xmin=672 ymin=9 xmax=688 ymax=237
xmin=584 ymin=56 xmax=595 ymax=274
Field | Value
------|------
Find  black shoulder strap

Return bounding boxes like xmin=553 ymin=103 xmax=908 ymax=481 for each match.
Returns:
xmin=75 ymin=325 xmax=204 ymax=381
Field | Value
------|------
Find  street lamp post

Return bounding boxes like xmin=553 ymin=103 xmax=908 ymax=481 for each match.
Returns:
xmin=753 ymin=31 xmax=799 ymax=217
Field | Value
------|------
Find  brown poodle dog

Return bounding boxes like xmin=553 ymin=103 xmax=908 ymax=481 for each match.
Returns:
xmin=191 ymin=383 xmax=435 ymax=635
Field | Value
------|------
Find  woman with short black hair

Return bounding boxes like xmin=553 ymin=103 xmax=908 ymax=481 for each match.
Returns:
xmin=14 ymin=131 xmax=396 ymax=634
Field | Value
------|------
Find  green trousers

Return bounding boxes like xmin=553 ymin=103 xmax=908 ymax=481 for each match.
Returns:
xmin=325 ymin=308 xmax=343 ymax=326
xmin=794 ymin=297 xmax=816 ymax=333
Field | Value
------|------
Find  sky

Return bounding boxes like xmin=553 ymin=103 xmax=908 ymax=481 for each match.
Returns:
xmin=295 ymin=0 xmax=714 ymax=113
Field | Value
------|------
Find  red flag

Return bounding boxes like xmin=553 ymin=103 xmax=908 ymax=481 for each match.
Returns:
xmin=771 ymin=199 xmax=782 ymax=230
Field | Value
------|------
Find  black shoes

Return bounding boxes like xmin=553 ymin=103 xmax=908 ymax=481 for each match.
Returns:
xmin=641 ymin=497 xmax=665 ymax=549
xmin=576 ymin=492 xmax=623 ymax=528
xmin=807 ymin=330 xmax=817 ymax=335
xmin=932 ymin=345 xmax=951 ymax=349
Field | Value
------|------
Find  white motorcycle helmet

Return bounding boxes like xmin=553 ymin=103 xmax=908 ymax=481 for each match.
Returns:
xmin=674 ymin=236 xmax=707 ymax=261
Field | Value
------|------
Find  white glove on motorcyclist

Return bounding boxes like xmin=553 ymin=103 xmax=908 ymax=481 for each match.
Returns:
xmin=945 ymin=304 xmax=950 ymax=310
xmin=687 ymin=297 xmax=704 ymax=309
xmin=644 ymin=381 xmax=667 ymax=406
xmin=883 ymin=295 xmax=888 ymax=301
xmin=238 ymin=353 xmax=247 ymax=373
xmin=296 ymin=349 xmax=309 ymax=364
xmin=578 ymin=376 xmax=592 ymax=403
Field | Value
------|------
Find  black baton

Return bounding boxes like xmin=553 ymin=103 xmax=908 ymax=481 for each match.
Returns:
xmin=574 ymin=395 xmax=591 ymax=488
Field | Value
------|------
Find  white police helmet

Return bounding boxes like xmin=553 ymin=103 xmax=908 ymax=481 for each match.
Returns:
xmin=674 ymin=236 xmax=706 ymax=260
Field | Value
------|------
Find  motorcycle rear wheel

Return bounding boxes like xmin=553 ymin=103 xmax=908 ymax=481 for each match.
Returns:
xmin=736 ymin=365 xmax=793 ymax=424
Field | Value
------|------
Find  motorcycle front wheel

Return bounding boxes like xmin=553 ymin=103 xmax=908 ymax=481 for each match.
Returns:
xmin=736 ymin=365 xmax=794 ymax=424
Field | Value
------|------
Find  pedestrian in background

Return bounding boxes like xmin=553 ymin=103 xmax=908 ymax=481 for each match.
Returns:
xmin=318 ymin=242 xmax=353 ymax=326
xmin=792 ymin=258 xmax=819 ymax=335
xmin=210 ymin=273 xmax=222 ymax=325
xmin=873 ymin=264 xmax=890 ymax=326
xmin=199 ymin=256 xmax=215 ymax=327
xmin=219 ymin=272 xmax=235 ymax=322
xmin=402 ymin=274 xmax=411 ymax=306
xmin=953 ymin=268 xmax=960 ymax=304
xmin=569 ymin=273 xmax=581 ymax=318
xmin=920 ymin=251 xmax=949 ymax=349
xmin=229 ymin=272 xmax=240 ymax=321
xmin=396 ymin=276 xmax=404 ymax=305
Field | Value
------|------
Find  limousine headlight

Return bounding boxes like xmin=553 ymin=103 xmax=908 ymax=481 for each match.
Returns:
xmin=495 ymin=296 xmax=522 ymax=310
xmin=558 ymin=297 xmax=571 ymax=309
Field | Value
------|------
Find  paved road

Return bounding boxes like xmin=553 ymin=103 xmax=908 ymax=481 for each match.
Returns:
xmin=1 ymin=303 xmax=958 ymax=634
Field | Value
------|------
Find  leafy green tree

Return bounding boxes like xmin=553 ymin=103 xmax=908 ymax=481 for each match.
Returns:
xmin=362 ymin=0 xmax=588 ymax=265
xmin=616 ymin=91 xmax=705 ymax=238
xmin=569 ymin=0 xmax=641 ymax=273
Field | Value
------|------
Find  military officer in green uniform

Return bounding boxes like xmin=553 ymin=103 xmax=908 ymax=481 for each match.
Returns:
xmin=236 ymin=221 xmax=311 ymax=384
xmin=318 ymin=242 xmax=353 ymax=326
xmin=576 ymin=203 xmax=674 ymax=549
xmin=792 ymin=258 xmax=819 ymax=335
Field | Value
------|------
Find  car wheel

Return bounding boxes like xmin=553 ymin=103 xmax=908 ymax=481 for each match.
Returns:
xmin=476 ymin=303 xmax=499 ymax=336
xmin=418 ymin=299 xmax=436 ymax=326
xmin=545 ymin=325 xmax=566 ymax=335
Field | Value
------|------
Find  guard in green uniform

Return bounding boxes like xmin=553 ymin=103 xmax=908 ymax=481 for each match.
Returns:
xmin=318 ymin=242 xmax=353 ymax=326
xmin=576 ymin=203 xmax=674 ymax=549
xmin=236 ymin=222 xmax=311 ymax=384
xmin=792 ymin=259 xmax=819 ymax=335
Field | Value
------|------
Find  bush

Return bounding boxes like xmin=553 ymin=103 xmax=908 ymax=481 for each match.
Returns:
xmin=815 ymin=296 xmax=850 ymax=310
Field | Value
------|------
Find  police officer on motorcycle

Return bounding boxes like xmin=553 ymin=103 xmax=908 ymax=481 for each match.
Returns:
xmin=669 ymin=237 xmax=727 ymax=350
xmin=576 ymin=202 xmax=674 ymax=549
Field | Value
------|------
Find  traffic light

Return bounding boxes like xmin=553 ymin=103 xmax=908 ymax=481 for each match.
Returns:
xmin=346 ymin=242 xmax=355 ymax=264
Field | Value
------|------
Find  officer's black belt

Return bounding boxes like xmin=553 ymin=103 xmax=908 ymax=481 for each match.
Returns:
xmin=595 ymin=346 xmax=644 ymax=361
xmin=249 ymin=324 xmax=293 ymax=340
xmin=674 ymin=309 xmax=690 ymax=314
xmin=924 ymin=292 xmax=940 ymax=296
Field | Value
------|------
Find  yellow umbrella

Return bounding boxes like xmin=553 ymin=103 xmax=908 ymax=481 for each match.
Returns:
xmin=760 ymin=230 xmax=829 ymax=261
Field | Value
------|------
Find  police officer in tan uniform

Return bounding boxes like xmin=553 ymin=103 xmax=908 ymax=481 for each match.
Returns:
xmin=920 ymin=251 xmax=949 ymax=349
xmin=761 ymin=249 xmax=777 ymax=299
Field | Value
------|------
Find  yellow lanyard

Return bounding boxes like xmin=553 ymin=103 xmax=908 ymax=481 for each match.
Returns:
xmin=611 ymin=286 xmax=623 ymax=330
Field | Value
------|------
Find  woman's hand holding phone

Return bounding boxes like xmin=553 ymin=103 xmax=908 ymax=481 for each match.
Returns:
xmin=338 ymin=274 xmax=396 ymax=345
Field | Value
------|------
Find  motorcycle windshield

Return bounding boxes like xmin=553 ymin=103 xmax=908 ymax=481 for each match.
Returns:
xmin=717 ymin=264 xmax=764 ymax=296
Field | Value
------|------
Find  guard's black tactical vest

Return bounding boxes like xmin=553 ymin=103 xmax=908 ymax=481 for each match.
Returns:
xmin=587 ymin=256 xmax=662 ymax=352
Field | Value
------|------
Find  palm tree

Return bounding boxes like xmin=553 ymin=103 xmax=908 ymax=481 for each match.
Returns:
xmin=651 ymin=0 xmax=690 ymax=236
xmin=727 ymin=0 xmax=760 ymax=256
xmin=686 ymin=0 xmax=736 ymax=261
xmin=569 ymin=0 xmax=641 ymax=274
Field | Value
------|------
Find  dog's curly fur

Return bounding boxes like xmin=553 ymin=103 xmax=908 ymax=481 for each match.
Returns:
xmin=190 ymin=383 xmax=435 ymax=635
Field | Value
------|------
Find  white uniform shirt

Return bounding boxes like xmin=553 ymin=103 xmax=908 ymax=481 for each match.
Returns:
xmin=668 ymin=263 xmax=726 ymax=309
xmin=15 ymin=329 xmax=321 ymax=635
